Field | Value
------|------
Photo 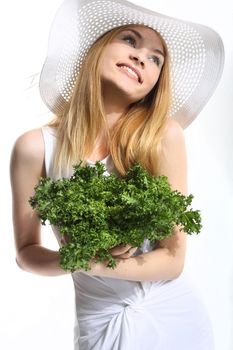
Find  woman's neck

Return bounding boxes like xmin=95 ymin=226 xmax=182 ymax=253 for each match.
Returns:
xmin=104 ymin=104 xmax=127 ymax=131
xmin=88 ymin=96 xmax=127 ymax=161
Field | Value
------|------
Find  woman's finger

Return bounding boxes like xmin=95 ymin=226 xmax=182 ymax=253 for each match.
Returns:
xmin=117 ymin=247 xmax=138 ymax=259
xmin=109 ymin=244 xmax=131 ymax=256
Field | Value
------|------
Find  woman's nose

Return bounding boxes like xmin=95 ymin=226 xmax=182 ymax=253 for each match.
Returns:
xmin=129 ymin=54 xmax=145 ymax=67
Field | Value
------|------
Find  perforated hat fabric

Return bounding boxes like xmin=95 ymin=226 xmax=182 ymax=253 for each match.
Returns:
xmin=39 ymin=0 xmax=224 ymax=128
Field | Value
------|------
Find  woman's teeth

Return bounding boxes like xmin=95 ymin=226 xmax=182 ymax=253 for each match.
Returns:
xmin=119 ymin=65 xmax=139 ymax=81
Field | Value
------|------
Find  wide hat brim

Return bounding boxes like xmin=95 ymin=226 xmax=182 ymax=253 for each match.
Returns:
xmin=39 ymin=0 xmax=225 ymax=128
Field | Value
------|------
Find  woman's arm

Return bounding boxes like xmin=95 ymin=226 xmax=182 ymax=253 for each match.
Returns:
xmin=88 ymin=118 xmax=188 ymax=281
xmin=10 ymin=129 xmax=68 ymax=277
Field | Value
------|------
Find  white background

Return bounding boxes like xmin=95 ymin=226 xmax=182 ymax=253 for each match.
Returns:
xmin=0 ymin=0 xmax=232 ymax=349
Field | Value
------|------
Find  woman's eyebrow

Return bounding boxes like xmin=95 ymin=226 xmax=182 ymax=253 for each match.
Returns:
xmin=152 ymin=48 xmax=165 ymax=57
xmin=124 ymin=28 xmax=165 ymax=57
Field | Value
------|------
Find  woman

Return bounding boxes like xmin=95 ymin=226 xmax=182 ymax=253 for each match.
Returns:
xmin=10 ymin=0 xmax=224 ymax=349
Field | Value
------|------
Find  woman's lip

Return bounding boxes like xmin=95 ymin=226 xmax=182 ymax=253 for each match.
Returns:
xmin=116 ymin=63 xmax=143 ymax=84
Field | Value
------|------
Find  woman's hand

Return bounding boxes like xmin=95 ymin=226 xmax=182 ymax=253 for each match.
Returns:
xmin=109 ymin=244 xmax=138 ymax=259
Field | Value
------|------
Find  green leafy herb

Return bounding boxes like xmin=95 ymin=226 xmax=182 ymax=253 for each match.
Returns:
xmin=29 ymin=162 xmax=201 ymax=271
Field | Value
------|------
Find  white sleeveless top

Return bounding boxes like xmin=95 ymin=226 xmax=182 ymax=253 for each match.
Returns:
xmin=42 ymin=126 xmax=215 ymax=350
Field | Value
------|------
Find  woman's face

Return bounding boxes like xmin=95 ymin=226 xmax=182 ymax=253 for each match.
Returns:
xmin=99 ymin=25 xmax=165 ymax=105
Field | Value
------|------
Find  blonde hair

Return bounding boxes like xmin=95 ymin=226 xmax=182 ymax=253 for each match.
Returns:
xmin=48 ymin=25 xmax=171 ymax=177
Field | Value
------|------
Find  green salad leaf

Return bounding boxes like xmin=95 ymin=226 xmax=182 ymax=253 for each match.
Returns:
xmin=29 ymin=162 xmax=202 ymax=271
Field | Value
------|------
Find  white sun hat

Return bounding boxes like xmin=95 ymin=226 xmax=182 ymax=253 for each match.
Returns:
xmin=39 ymin=0 xmax=224 ymax=128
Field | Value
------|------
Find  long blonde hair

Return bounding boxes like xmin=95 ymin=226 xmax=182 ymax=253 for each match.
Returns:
xmin=48 ymin=25 xmax=171 ymax=177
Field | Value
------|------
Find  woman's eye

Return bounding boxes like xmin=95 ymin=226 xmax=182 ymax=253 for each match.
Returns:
xmin=150 ymin=56 xmax=161 ymax=66
xmin=122 ymin=35 xmax=136 ymax=47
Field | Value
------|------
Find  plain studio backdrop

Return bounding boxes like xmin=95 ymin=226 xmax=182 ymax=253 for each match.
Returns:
xmin=0 ymin=1 xmax=232 ymax=349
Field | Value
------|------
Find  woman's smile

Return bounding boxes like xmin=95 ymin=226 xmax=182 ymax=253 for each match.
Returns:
xmin=116 ymin=63 xmax=142 ymax=84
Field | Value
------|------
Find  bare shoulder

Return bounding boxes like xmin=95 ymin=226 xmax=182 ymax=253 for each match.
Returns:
xmin=159 ymin=117 xmax=186 ymax=157
xmin=158 ymin=118 xmax=187 ymax=195
xmin=12 ymin=128 xmax=44 ymax=155
xmin=161 ymin=117 xmax=185 ymax=144
xmin=10 ymin=128 xmax=45 ymax=178
xmin=11 ymin=128 xmax=44 ymax=163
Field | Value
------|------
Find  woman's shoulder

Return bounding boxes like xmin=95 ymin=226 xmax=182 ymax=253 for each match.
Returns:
xmin=11 ymin=128 xmax=44 ymax=164
xmin=162 ymin=117 xmax=184 ymax=143
xmin=158 ymin=117 xmax=187 ymax=194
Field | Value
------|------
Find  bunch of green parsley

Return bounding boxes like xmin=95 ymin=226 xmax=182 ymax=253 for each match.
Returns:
xmin=29 ymin=162 xmax=201 ymax=272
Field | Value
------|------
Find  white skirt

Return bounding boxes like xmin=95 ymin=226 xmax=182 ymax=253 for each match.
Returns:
xmin=71 ymin=270 xmax=214 ymax=350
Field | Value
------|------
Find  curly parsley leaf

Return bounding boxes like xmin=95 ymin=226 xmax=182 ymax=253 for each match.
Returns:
xmin=29 ymin=162 xmax=202 ymax=271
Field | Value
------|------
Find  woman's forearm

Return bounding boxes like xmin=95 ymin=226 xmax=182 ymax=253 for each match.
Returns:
xmin=16 ymin=244 xmax=69 ymax=277
xmin=88 ymin=246 xmax=185 ymax=282
xmin=16 ymin=239 xmax=185 ymax=280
